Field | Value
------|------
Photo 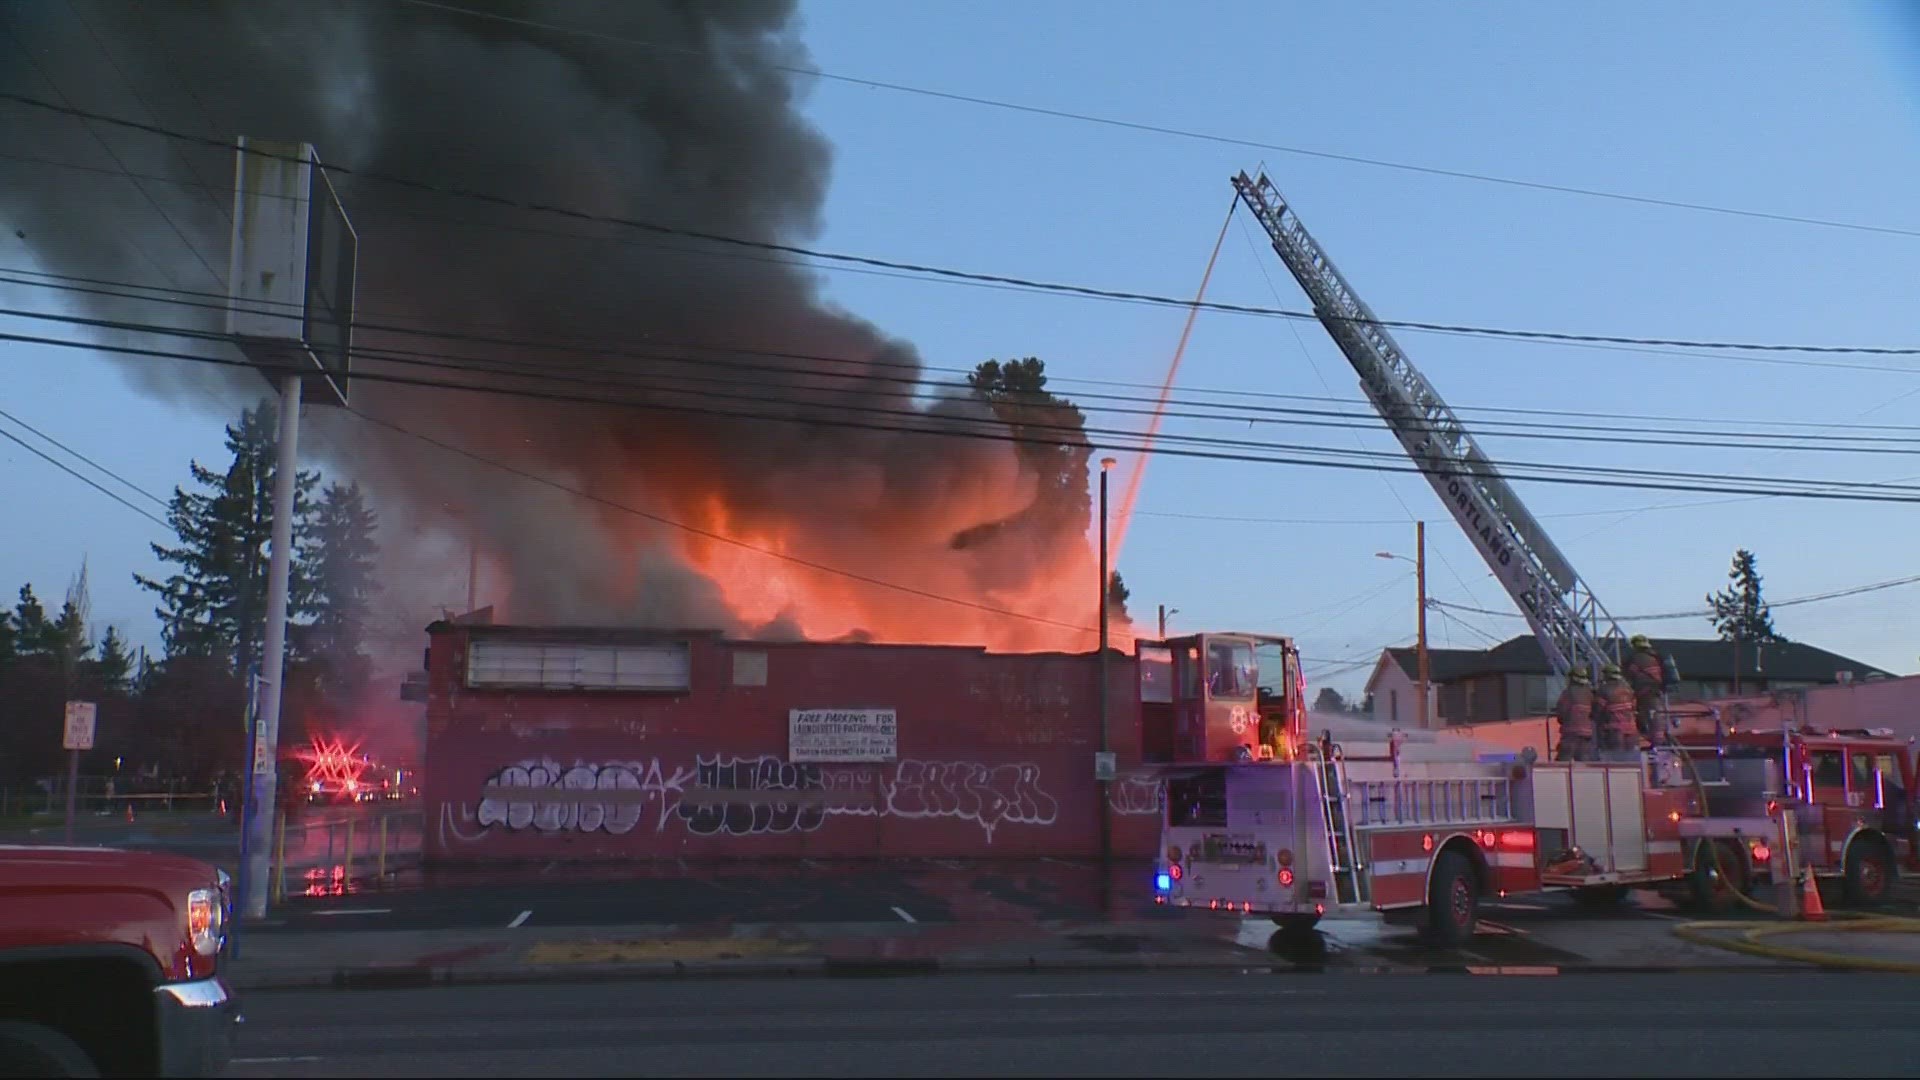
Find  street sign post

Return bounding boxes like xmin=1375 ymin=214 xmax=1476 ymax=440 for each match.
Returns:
xmin=62 ymin=701 xmax=96 ymax=842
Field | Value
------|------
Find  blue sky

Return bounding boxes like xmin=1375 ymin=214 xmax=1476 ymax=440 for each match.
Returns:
xmin=3 ymin=1 xmax=1919 ymax=697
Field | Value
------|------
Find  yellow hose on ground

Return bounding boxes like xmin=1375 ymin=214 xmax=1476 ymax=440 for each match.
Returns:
xmin=1672 ymin=914 xmax=1920 ymax=972
xmin=1661 ymin=724 xmax=1920 ymax=970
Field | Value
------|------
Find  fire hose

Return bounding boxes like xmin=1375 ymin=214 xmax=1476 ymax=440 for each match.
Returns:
xmin=1660 ymin=728 xmax=1920 ymax=972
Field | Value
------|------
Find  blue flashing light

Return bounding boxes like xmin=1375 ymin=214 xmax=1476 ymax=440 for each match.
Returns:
xmin=1155 ymin=871 xmax=1173 ymax=892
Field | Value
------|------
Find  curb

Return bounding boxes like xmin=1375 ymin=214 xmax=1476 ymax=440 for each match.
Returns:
xmin=226 ymin=950 xmax=1815 ymax=991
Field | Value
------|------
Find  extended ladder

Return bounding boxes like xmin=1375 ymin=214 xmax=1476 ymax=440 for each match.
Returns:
xmin=1311 ymin=737 xmax=1369 ymax=905
xmin=1231 ymin=170 xmax=1624 ymax=678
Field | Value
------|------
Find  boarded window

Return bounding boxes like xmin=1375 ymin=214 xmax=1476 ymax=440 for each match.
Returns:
xmin=466 ymin=640 xmax=690 ymax=691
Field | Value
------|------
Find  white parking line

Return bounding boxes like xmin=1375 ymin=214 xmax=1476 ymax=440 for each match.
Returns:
xmin=311 ymin=908 xmax=390 ymax=916
xmin=509 ymin=909 xmax=532 ymax=928
xmin=1017 ymin=989 xmax=1323 ymax=1000
xmin=232 ymin=1057 xmax=322 ymax=1064
xmin=890 ymin=905 xmax=917 ymax=923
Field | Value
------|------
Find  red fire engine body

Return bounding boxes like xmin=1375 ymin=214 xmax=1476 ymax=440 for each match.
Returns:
xmin=1144 ymin=632 xmax=1917 ymax=946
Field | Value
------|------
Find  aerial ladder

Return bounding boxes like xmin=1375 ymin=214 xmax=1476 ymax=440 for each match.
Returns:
xmin=1231 ymin=171 xmax=1624 ymax=678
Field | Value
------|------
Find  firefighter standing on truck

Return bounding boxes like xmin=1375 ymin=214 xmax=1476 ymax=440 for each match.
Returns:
xmin=1596 ymin=663 xmax=1639 ymax=752
xmin=1623 ymin=634 xmax=1665 ymax=739
xmin=1552 ymin=665 xmax=1596 ymax=761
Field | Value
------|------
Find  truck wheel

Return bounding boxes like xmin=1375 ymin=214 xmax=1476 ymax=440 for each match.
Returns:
xmin=0 ymin=1021 xmax=99 ymax=1078
xmin=1844 ymin=837 xmax=1896 ymax=904
xmin=1269 ymin=914 xmax=1322 ymax=933
xmin=1686 ymin=839 xmax=1748 ymax=914
xmin=1421 ymin=850 xmax=1478 ymax=949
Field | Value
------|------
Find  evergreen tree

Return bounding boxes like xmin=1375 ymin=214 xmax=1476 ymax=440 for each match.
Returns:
xmin=0 ymin=603 xmax=14 ymax=663
xmin=300 ymin=480 xmax=382 ymax=698
xmin=1707 ymin=548 xmax=1784 ymax=643
xmin=135 ymin=401 xmax=318 ymax=673
xmin=963 ymin=358 xmax=1093 ymax=542
xmin=11 ymin=585 xmax=53 ymax=657
xmin=1106 ymin=570 xmax=1131 ymax=622
xmin=1313 ymin=687 xmax=1349 ymax=713
xmin=91 ymin=626 xmax=135 ymax=692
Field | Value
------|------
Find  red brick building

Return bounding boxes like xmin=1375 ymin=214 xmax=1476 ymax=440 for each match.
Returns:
xmin=421 ymin=622 xmax=1161 ymax=862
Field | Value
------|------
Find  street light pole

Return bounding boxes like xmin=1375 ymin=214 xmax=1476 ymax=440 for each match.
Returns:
xmin=1157 ymin=605 xmax=1178 ymax=639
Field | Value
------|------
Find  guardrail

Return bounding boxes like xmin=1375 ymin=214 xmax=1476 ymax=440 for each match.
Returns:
xmin=269 ymin=804 xmax=425 ymax=899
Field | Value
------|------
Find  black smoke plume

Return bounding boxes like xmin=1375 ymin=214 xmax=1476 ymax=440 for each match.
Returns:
xmin=0 ymin=1 xmax=1099 ymax=649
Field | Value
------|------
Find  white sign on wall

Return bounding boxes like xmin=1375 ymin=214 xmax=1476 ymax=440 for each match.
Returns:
xmin=789 ymin=708 xmax=897 ymax=763
xmin=62 ymin=701 xmax=97 ymax=751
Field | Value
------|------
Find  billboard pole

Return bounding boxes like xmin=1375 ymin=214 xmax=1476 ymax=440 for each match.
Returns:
xmin=226 ymin=135 xmax=353 ymax=920
xmin=241 ymin=373 xmax=302 ymax=921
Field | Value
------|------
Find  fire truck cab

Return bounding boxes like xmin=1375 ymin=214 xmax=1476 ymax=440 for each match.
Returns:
xmin=1140 ymin=636 xmax=1917 ymax=948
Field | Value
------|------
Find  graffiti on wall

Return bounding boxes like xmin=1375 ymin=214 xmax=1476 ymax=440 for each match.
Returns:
xmin=445 ymin=753 xmax=1065 ymax=845
xmin=1106 ymin=771 xmax=1162 ymax=817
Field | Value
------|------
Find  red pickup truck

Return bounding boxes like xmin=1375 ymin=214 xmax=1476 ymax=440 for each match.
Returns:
xmin=0 ymin=845 xmax=238 ymax=1077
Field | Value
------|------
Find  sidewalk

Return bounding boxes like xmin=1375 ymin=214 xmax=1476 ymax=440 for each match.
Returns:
xmin=223 ymin=916 xmax=1274 ymax=990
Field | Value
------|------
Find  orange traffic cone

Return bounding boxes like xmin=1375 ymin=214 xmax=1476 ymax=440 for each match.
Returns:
xmin=124 ymin=803 xmax=134 ymax=823
xmin=1798 ymin=870 xmax=1827 ymax=922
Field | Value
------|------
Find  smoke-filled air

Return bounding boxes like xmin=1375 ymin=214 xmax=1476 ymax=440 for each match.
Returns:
xmin=0 ymin=0 xmax=1119 ymax=655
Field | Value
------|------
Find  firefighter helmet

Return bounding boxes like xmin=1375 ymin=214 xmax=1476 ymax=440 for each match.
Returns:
xmin=1629 ymin=634 xmax=1652 ymax=650
xmin=1568 ymin=665 xmax=1590 ymax=684
xmin=1602 ymin=662 xmax=1623 ymax=678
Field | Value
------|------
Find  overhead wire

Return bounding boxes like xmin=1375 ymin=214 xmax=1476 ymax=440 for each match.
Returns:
xmin=397 ymin=0 xmax=1920 ymax=243
xmin=10 ymin=265 xmax=1920 ymax=455
xmin=6 ymin=92 xmax=1920 ymax=359
xmin=8 ymin=307 xmax=1920 ymax=503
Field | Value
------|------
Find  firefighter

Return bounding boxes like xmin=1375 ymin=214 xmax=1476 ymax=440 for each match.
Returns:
xmin=1596 ymin=663 xmax=1639 ymax=752
xmin=1552 ymin=666 xmax=1596 ymax=761
xmin=1623 ymin=634 xmax=1665 ymax=739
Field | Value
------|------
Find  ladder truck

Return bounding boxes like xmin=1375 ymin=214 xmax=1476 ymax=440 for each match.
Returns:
xmin=1139 ymin=175 xmax=1916 ymax=946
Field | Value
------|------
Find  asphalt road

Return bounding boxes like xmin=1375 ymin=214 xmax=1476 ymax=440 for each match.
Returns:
xmin=224 ymin=969 xmax=1920 ymax=1078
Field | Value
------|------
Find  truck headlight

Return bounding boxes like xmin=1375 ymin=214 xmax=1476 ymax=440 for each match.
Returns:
xmin=188 ymin=887 xmax=224 ymax=957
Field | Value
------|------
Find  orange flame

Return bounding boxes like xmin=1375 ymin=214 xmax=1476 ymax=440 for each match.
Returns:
xmin=673 ymin=494 xmax=1134 ymax=654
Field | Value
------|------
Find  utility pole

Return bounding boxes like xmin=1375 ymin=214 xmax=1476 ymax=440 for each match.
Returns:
xmin=1097 ymin=457 xmax=1116 ymax=866
xmin=1157 ymin=604 xmax=1177 ymax=639
xmin=466 ymin=536 xmax=479 ymax=613
xmin=1416 ymin=520 xmax=1430 ymax=730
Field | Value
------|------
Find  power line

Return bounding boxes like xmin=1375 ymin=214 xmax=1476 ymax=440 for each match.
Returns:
xmin=0 ymin=404 xmax=166 ymax=508
xmin=19 ymin=268 xmax=1920 ymax=463
xmin=10 ymin=307 xmax=1920 ymax=503
xmin=398 ymin=0 xmax=1920 ymax=243
xmin=12 ymin=264 xmax=1920 ymax=447
xmin=0 ymin=417 xmax=167 ymax=528
xmin=1429 ymin=573 xmax=1920 ymax=623
xmin=8 ymin=91 xmax=1920 ymax=359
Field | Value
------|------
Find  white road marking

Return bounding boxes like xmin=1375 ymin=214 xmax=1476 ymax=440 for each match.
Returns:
xmin=509 ymin=909 xmax=532 ymax=928
xmin=1492 ymin=902 xmax=1549 ymax=911
xmin=890 ymin=905 xmax=917 ymax=923
xmin=310 ymin=908 xmax=391 ymax=916
xmin=231 ymin=1057 xmax=323 ymax=1064
xmin=1016 ymin=989 xmax=1323 ymax=1000
xmin=1040 ymin=856 xmax=1076 ymax=866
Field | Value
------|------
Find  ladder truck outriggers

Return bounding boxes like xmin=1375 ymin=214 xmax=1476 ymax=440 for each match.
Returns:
xmin=1141 ymin=175 xmax=1919 ymax=945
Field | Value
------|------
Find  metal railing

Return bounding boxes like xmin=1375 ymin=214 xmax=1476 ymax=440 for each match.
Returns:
xmin=269 ymin=804 xmax=425 ymax=900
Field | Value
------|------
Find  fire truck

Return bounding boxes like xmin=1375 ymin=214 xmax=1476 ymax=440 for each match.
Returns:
xmin=1143 ymin=631 xmax=1918 ymax=947
xmin=1143 ymin=172 xmax=1918 ymax=945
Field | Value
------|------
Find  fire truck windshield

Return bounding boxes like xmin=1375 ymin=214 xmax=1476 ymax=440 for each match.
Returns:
xmin=1207 ymin=639 xmax=1255 ymax=700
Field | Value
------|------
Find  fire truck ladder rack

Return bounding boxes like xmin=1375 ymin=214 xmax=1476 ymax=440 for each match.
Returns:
xmin=1310 ymin=740 xmax=1369 ymax=904
xmin=1231 ymin=170 xmax=1625 ymax=678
